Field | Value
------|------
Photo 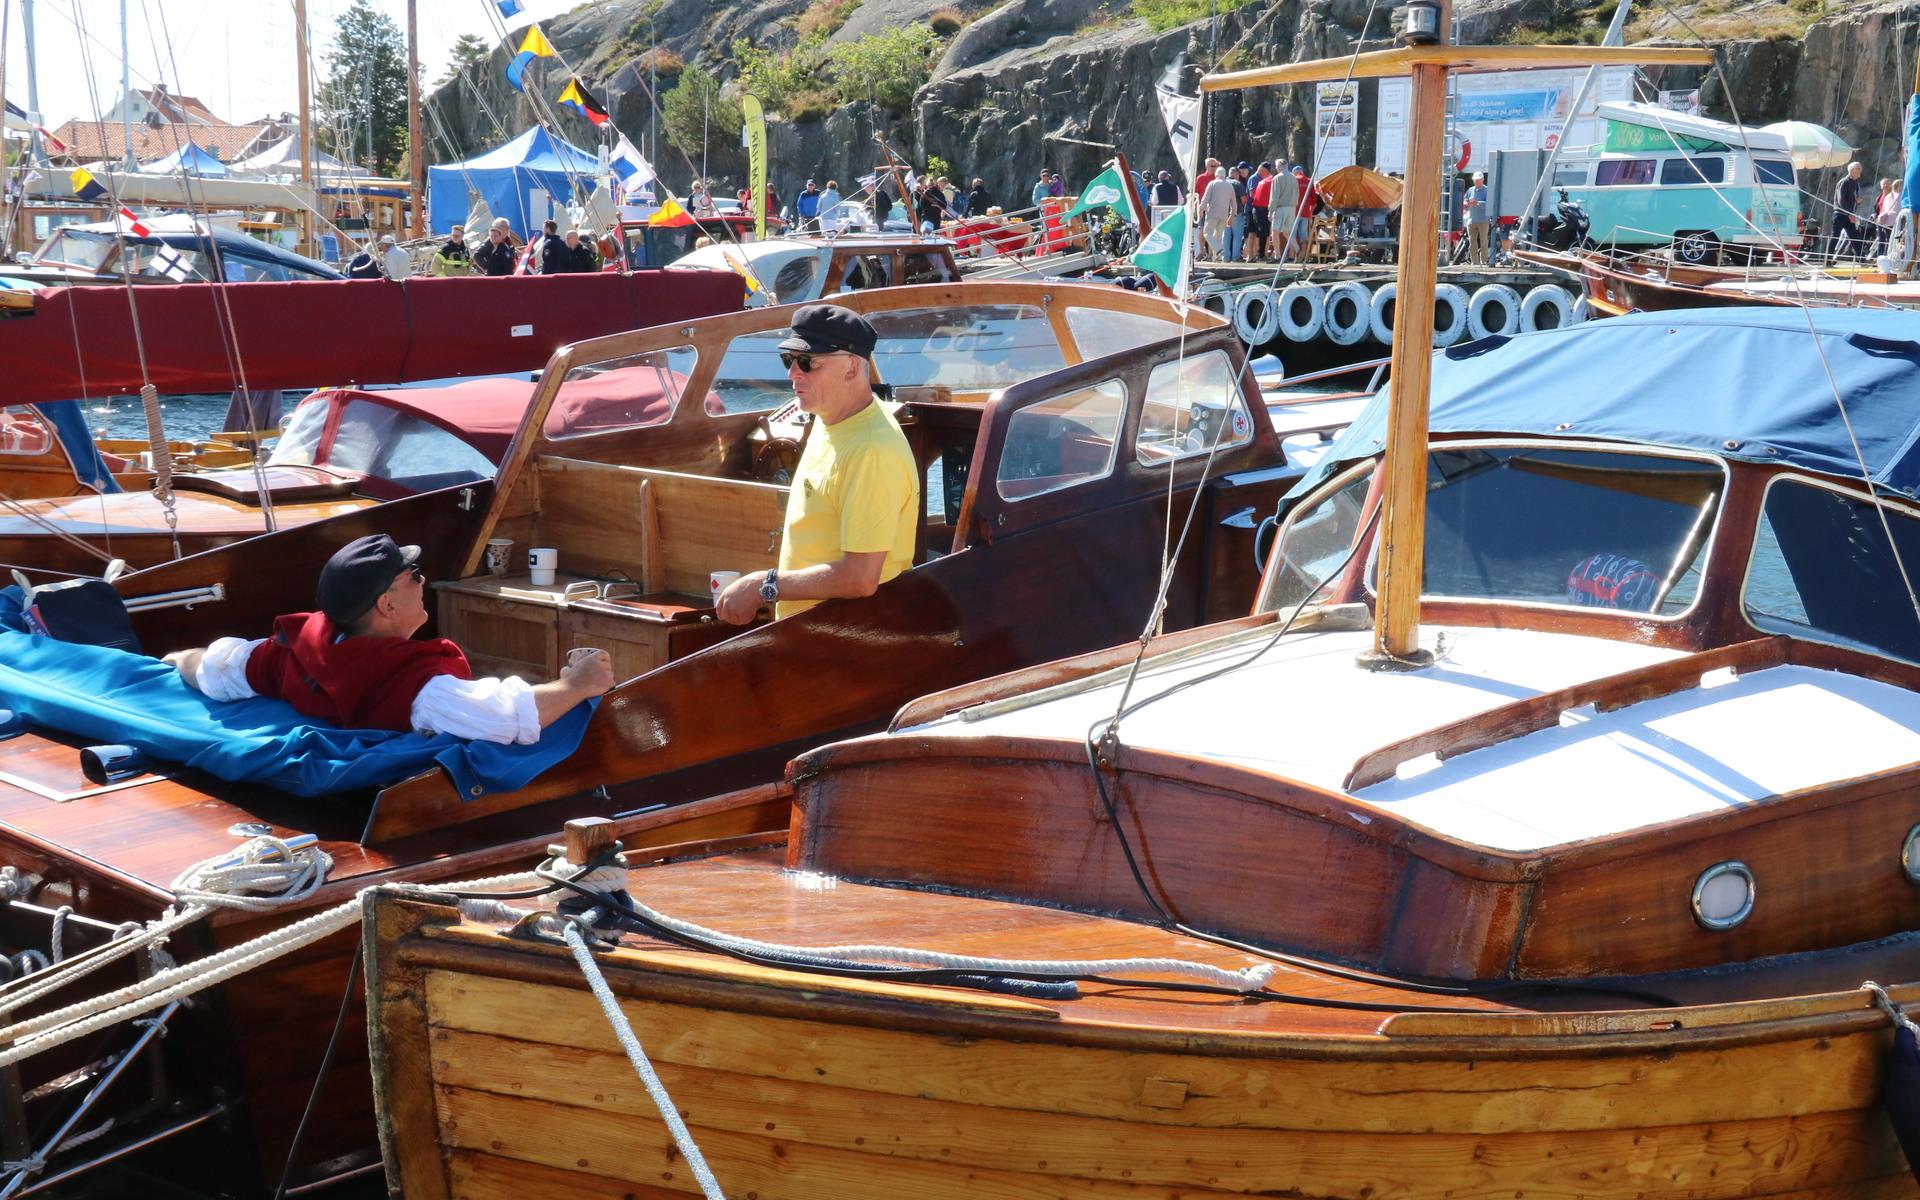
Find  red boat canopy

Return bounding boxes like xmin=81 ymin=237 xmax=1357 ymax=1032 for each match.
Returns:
xmin=2 ymin=271 xmax=743 ymax=406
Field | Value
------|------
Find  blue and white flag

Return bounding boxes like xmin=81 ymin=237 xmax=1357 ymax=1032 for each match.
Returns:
xmin=496 ymin=0 xmax=524 ymax=17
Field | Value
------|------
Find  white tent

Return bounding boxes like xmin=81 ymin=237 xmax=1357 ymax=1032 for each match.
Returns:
xmin=234 ymin=137 xmax=363 ymax=177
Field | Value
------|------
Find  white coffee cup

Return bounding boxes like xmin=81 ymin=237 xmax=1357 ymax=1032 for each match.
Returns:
xmin=709 ymin=570 xmax=741 ymax=603
xmin=567 ymin=646 xmax=608 ymax=669
xmin=529 ymin=547 xmax=558 ymax=587
xmin=483 ymin=537 xmax=513 ymax=576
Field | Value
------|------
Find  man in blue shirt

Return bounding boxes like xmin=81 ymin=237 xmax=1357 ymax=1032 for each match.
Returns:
xmin=796 ymin=180 xmax=821 ymax=232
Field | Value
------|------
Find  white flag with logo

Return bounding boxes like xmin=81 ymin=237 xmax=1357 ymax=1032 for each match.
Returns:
xmin=1155 ymin=57 xmax=1202 ymax=177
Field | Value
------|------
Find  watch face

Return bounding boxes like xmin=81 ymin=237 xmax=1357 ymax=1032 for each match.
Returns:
xmin=760 ymin=583 xmax=778 ymax=601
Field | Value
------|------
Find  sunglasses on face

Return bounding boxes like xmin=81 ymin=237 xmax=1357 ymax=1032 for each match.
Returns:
xmin=780 ymin=350 xmax=845 ymax=373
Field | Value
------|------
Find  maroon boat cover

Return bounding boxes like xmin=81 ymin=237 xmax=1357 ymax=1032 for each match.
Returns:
xmin=3 ymin=271 xmax=743 ymax=405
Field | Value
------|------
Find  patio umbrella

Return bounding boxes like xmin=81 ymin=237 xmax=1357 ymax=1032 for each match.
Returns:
xmin=1760 ymin=121 xmax=1853 ymax=170
xmin=1315 ymin=164 xmax=1403 ymax=210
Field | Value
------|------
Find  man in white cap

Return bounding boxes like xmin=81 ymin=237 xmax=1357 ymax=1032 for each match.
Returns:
xmin=380 ymin=233 xmax=412 ymax=280
xmin=1464 ymin=171 xmax=1490 ymax=265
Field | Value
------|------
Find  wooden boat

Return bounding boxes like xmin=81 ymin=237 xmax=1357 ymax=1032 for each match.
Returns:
xmin=357 ymin=42 xmax=1920 ymax=1200
xmin=0 ymin=280 xmax=1317 ymax=1193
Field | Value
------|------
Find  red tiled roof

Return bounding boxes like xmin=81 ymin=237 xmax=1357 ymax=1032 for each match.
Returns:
xmin=48 ymin=120 xmax=273 ymax=167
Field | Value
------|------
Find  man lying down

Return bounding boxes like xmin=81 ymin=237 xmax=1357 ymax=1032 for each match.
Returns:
xmin=165 ymin=534 xmax=615 ymax=744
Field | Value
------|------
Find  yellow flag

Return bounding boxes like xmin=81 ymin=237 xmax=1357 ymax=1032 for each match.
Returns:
xmin=720 ymin=248 xmax=766 ymax=297
xmin=648 ymin=196 xmax=693 ymax=227
xmin=517 ymin=26 xmax=556 ymax=57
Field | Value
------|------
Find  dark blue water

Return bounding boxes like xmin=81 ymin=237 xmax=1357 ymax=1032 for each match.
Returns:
xmin=87 ymin=392 xmax=242 ymax=443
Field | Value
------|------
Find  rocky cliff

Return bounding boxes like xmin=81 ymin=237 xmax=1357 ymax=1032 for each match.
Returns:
xmin=427 ymin=0 xmax=1920 ymax=221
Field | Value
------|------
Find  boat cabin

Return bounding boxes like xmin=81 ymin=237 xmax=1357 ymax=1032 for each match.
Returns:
xmin=0 ymin=214 xmax=344 ymax=286
xmin=667 ymin=235 xmax=961 ymax=306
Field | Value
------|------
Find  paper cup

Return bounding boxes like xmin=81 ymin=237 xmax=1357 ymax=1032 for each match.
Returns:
xmin=528 ymin=547 xmax=558 ymax=587
xmin=709 ymin=570 xmax=742 ymax=602
xmin=483 ymin=537 xmax=513 ymax=576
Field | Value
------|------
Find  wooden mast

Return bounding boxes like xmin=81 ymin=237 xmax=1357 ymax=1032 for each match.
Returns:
xmin=407 ymin=0 xmax=425 ymax=239
xmin=1201 ymin=40 xmax=1712 ymax=666
xmin=295 ymin=0 xmax=313 ymax=255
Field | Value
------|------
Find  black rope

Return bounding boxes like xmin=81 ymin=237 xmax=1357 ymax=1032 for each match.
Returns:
xmin=271 ymin=945 xmax=363 ymax=1200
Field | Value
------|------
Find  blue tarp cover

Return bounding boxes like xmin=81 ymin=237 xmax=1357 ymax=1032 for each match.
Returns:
xmin=142 ymin=140 xmax=230 ymax=177
xmin=0 ymin=617 xmax=591 ymax=800
xmin=1292 ymin=308 xmax=1920 ymax=499
xmin=427 ymin=126 xmax=635 ymax=236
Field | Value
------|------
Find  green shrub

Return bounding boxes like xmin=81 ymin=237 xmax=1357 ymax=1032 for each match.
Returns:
xmin=661 ymin=65 xmax=745 ymax=172
xmin=929 ymin=6 xmax=966 ymax=34
xmin=734 ymin=38 xmax=826 ymax=113
xmin=786 ymin=88 xmax=837 ymax=122
xmin=828 ymin=25 xmax=940 ymax=114
xmin=638 ymin=46 xmax=684 ymax=77
xmin=1131 ymin=0 xmax=1252 ymax=33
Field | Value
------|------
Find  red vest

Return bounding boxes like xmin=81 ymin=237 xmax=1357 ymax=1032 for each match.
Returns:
xmin=243 ymin=612 xmax=472 ymax=732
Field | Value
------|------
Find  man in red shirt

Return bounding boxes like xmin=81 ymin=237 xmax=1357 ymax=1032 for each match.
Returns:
xmin=166 ymin=534 xmax=613 ymax=742
xmin=1246 ymin=163 xmax=1275 ymax=261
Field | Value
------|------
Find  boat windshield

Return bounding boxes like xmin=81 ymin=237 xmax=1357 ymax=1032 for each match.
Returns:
xmin=1745 ymin=478 xmax=1920 ymax=663
xmin=31 ymin=229 xmax=116 ymax=273
xmin=1261 ymin=445 xmax=1723 ymax=616
xmin=268 ymin=395 xmax=495 ymax=489
xmin=0 ymin=407 xmax=53 ymax=456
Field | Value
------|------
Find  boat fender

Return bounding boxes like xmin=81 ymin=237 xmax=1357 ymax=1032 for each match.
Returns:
xmin=1864 ymin=982 xmax=1920 ymax=1180
xmin=1277 ymin=283 xmax=1326 ymax=342
xmin=1570 ymin=294 xmax=1592 ymax=324
xmin=1199 ymin=289 xmax=1232 ymax=319
xmin=1521 ymin=284 xmax=1576 ymax=332
xmin=1323 ymin=282 xmax=1372 ymax=346
xmin=1431 ymin=284 xmax=1470 ymax=346
xmin=1467 ymin=283 xmax=1523 ymax=340
xmin=1368 ymin=282 xmax=1399 ymax=345
xmin=1233 ymin=286 xmax=1282 ymax=347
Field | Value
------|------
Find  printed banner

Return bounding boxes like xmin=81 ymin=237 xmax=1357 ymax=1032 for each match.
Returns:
xmin=742 ymin=93 xmax=768 ymax=241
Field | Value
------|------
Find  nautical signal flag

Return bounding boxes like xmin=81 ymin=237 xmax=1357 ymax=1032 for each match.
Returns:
xmin=496 ymin=0 xmax=524 ymax=16
xmin=647 ymin=196 xmax=694 ymax=227
xmin=70 ymin=167 xmax=108 ymax=202
xmin=557 ymin=78 xmax=609 ymax=126
xmin=505 ymin=25 xmax=556 ymax=92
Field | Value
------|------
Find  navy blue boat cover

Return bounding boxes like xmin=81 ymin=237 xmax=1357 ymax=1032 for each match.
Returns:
xmin=1291 ymin=308 xmax=1920 ymax=499
xmin=0 ymin=602 xmax=591 ymax=800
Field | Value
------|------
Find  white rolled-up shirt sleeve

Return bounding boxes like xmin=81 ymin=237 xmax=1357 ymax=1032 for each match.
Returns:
xmin=409 ymin=675 xmax=541 ymax=744
xmin=194 ymin=637 xmax=266 ymax=701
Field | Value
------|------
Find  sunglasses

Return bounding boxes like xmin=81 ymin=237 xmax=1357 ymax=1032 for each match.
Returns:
xmin=780 ymin=350 xmax=847 ymax=373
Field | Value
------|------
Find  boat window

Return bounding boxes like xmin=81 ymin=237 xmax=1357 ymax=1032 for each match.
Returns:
xmin=268 ymin=394 xmax=332 ymax=465
xmin=1754 ymin=159 xmax=1796 ymax=187
xmin=1594 ymin=159 xmax=1656 ymax=187
xmin=1660 ymin=156 xmax=1725 ymax=185
xmin=867 ymin=305 xmax=1067 ymax=390
xmin=1552 ymin=164 xmax=1590 ymax=187
xmin=1375 ymin=446 xmax=1721 ymax=613
xmin=1138 ymin=349 xmax=1252 ymax=465
xmin=1262 ymin=464 xmax=1374 ymax=612
xmin=0 ymin=407 xmax=53 ymax=456
xmin=125 ymin=242 xmax=211 ymax=281
xmin=1063 ymin=307 xmax=1189 ymax=362
xmin=544 ymin=346 xmax=697 ymax=434
xmin=900 ymin=252 xmax=950 ymax=284
xmin=769 ymin=254 xmax=823 ymax=303
xmin=1744 ymin=479 xmax=1920 ymax=663
xmin=710 ymin=330 xmax=805 ymax=414
xmin=30 ymin=212 xmax=94 ymax=242
xmin=271 ymin=396 xmax=494 ymax=488
xmin=839 ymin=255 xmax=891 ymax=291
xmin=32 ymin=229 xmax=115 ymax=273
xmin=995 ymin=380 xmax=1126 ymax=501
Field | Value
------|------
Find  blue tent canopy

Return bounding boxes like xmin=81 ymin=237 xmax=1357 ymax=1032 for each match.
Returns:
xmin=142 ymin=140 xmax=229 ymax=177
xmin=1291 ymin=308 xmax=1920 ymax=501
xmin=426 ymin=126 xmax=633 ymax=237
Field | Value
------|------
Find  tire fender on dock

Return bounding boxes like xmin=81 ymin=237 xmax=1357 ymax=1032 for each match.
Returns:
xmin=1467 ymin=284 xmax=1523 ymax=340
xmin=1323 ymin=282 xmax=1372 ymax=346
xmin=1233 ymin=286 xmax=1281 ymax=346
xmin=1199 ymin=289 xmax=1232 ymax=321
xmin=1368 ymin=282 xmax=1399 ymax=345
xmin=1277 ymin=283 xmax=1325 ymax=342
xmin=1431 ymin=284 xmax=1470 ymax=346
xmin=1520 ymin=284 xmax=1576 ymax=332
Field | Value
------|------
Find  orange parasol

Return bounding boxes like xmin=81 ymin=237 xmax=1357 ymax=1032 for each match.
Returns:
xmin=1314 ymin=164 xmax=1403 ymax=210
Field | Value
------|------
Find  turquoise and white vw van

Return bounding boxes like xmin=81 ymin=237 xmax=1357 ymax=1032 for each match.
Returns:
xmin=1550 ymin=102 xmax=1801 ymax=264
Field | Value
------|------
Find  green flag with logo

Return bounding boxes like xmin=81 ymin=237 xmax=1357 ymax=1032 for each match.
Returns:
xmin=1065 ymin=164 xmax=1132 ymax=224
xmin=1132 ymin=206 xmax=1188 ymax=288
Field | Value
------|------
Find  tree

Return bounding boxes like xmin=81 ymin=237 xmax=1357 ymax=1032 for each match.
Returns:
xmin=316 ymin=0 xmax=409 ymax=177
xmin=660 ymin=65 xmax=743 ymax=179
xmin=437 ymin=33 xmax=492 ymax=86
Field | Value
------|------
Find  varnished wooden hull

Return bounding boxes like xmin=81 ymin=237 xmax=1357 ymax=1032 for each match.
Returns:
xmin=366 ymin=879 xmax=1920 ymax=1198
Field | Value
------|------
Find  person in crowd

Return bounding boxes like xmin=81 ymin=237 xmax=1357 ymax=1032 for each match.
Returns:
xmin=689 ymin=180 xmax=715 ymax=216
xmin=1872 ymin=177 xmax=1899 ymax=257
xmin=761 ymin=183 xmax=783 ymax=231
xmin=538 ymin=220 xmax=571 ymax=275
xmin=714 ymin=306 xmax=919 ymax=626
xmin=1031 ymin=169 xmax=1053 ymax=210
xmin=1269 ymin=160 xmax=1298 ymax=261
xmin=1198 ymin=166 xmax=1237 ymax=261
xmin=380 ymin=234 xmax=413 ymax=280
xmin=1832 ymin=161 xmax=1866 ymax=262
xmin=796 ymin=179 xmax=821 ymax=232
xmin=1223 ymin=162 xmax=1250 ymax=260
xmin=166 ymin=534 xmax=615 ymax=742
xmin=429 ymin=225 xmax=470 ymax=276
xmin=1047 ymin=169 xmax=1066 ymax=198
xmin=1245 ymin=163 xmax=1274 ymax=261
xmin=562 ymin=229 xmax=599 ymax=272
xmin=1152 ymin=169 xmax=1182 ymax=207
xmin=1464 ymin=170 xmax=1491 ymax=265
xmin=1194 ymin=157 xmax=1220 ymax=197
xmin=472 ymin=218 xmax=516 ymax=276
xmin=344 ymin=243 xmax=383 ymax=279
xmin=817 ymin=179 xmax=843 ymax=233
xmin=966 ymin=177 xmax=992 ymax=218
xmin=1292 ymin=164 xmax=1318 ymax=255
xmin=917 ymin=177 xmax=948 ymax=232
xmin=873 ymin=182 xmax=894 ymax=230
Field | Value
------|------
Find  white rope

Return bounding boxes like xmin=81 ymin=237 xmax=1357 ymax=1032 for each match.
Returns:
xmin=168 ymin=834 xmax=332 ymax=912
xmin=561 ymin=921 xmax=726 ymax=1200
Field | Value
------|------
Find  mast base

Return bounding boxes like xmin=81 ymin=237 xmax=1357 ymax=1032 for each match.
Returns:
xmin=1356 ymin=646 xmax=1438 ymax=672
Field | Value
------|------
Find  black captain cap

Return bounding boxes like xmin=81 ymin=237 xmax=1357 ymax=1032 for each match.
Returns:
xmin=317 ymin=534 xmax=421 ymax=625
xmin=777 ymin=304 xmax=878 ymax=358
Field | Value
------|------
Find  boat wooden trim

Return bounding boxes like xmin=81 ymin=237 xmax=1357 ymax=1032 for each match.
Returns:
xmin=1198 ymin=44 xmax=1715 ymax=89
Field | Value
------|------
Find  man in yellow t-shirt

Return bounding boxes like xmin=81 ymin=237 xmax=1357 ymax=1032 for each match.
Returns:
xmin=715 ymin=304 xmax=920 ymax=624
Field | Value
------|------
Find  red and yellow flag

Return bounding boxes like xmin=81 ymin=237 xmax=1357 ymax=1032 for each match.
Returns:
xmin=648 ymin=196 xmax=694 ymax=227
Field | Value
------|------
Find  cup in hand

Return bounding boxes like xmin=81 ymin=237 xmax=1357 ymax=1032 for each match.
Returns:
xmin=709 ymin=570 xmax=741 ymax=605
xmin=483 ymin=537 xmax=513 ymax=576
xmin=567 ymin=646 xmax=608 ymax=669
xmin=528 ymin=546 xmax=558 ymax=587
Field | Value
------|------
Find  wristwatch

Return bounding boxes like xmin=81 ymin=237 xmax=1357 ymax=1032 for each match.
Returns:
xmin=759 ymin=569 xmax=779 ymax=603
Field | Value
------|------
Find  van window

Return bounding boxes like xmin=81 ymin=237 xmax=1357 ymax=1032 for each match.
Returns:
xmin=1660 ymin=157 xmax=1725 ymax=185
xmin=1552 ymin=164 xmax=1589 ymax=187
xmin=1754 ymin=159 xmax=1795 ymax=187
xmin=1595 ymin=159 xmax=1656 ymax=186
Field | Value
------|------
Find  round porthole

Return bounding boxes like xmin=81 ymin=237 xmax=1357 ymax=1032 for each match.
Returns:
xmin=1903 ymin=824 xmax=1920 ymax=883
xmin=1692 ymin=861 xmax=1755 ymax=931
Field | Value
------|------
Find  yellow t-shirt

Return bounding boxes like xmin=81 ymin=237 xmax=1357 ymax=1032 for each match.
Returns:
xmin=775 ymin=400 xmax=920 ymax=618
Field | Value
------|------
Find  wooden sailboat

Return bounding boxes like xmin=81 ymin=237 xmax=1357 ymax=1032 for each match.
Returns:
xmin=0 ymin=279 xmax=1308 ymax=1192
xmin=355 ymin=38 xmax=1920 ymax=1200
